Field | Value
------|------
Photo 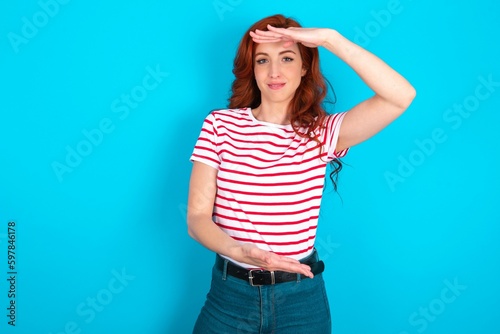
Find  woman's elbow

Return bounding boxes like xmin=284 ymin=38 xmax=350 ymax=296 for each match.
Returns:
xmin=187 ymin=215 xmax=197 ymax=240
xmin=186 ymin=212 xmax=206 ymax=242
xmin=187 ymin=224 xmax=196 ymax=240
xmin=393 ymin=86 xmax=416 ymax=112
xmin=407 ymin=85 xmax=417 ymax=103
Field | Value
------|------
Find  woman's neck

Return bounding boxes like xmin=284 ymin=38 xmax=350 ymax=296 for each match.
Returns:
xmin=252 ymin=102 xmax=291 ymax=125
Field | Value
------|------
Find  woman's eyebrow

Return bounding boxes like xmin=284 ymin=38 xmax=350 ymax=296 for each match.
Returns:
xmin=255 ymin=50 xmax=297 ymax=57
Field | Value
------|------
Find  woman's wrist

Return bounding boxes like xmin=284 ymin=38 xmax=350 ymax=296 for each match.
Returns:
xmin=323 ymin=28 xmax=363 ymax=61
xmin=225 ymin=242 xmax=243 ymax=261
xmin=322 ymin=29 xmax=342 ymax=51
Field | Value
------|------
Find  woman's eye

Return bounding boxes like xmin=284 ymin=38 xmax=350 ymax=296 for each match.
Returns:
xmin=283 ymin=57 xmax=293 ymax=62
xmin=256 ymin=59 xmax=267 ymax=64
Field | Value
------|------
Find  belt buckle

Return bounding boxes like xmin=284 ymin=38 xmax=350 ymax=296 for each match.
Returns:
xmin=248 ymin=270 xmax=275 ymax=286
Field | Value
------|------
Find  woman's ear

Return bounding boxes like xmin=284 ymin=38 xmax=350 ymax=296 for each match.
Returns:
xmin=302 ymin=67 xmax=307 ymax=77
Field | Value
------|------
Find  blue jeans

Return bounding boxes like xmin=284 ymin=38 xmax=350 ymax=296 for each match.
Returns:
xmin=193 ymin=252 xmax=331 ymax=334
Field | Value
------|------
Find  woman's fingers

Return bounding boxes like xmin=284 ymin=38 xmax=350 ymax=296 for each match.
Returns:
xmin=251 ymin=25 xmax=325 ymax=48
xmin=276 ymin=257 xmax=314 ymax=278
xmin=252 ymin=29 xmax=283 ymax=38
xmin=279 ymin=262 xmax=313 ymax=278
xmin=249 ymin=32 xmax=285 ymax=44
xmin=249 ymin=28 xmax=296 ymax=44
xmin=266 ymin=24 xmax=295 ymax=36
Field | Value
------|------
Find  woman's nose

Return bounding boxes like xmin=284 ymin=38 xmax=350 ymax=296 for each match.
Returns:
xmin=268 ymin=63 xmax=281 ymax=78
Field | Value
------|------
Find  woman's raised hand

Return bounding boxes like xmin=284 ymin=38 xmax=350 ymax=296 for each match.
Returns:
xmin=249 ymin=24 xmax=331 ymax=48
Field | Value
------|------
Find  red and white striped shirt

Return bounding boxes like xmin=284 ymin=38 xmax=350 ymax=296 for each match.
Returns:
xmin=190 ymin=107 xmax=348 ymax=268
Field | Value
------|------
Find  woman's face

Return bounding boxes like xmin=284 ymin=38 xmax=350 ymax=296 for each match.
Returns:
xmin=253 ymin=41 xmax=306 ymax=106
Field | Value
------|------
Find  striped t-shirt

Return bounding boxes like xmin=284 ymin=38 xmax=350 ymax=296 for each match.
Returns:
xmin=190 ymin=107 xmax=349 ymax=268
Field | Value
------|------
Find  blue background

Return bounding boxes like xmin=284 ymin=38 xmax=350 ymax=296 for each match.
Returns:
xmin=1 ymin=0 xmax=499 ymax=333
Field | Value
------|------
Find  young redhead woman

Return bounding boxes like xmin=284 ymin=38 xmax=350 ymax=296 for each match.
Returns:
xmin=187 ymin=14 xmax=415 ymax=333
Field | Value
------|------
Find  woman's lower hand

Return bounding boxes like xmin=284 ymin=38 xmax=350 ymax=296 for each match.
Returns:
xmin=235 ymin=243 xmax=314 ymax=278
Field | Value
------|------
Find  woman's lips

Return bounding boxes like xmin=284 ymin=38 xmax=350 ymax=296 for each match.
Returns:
xmin=268 ymin=83 xmax=286 ymax=90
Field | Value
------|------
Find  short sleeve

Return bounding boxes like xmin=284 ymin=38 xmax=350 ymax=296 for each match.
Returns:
xmin=325 ymin=112 xmax=349 ymax=161
xmin=190 ymin=112 xmax=220 ymax=169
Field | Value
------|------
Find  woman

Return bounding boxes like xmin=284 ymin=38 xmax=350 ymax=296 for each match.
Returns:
xmin=187 ymin=14 xmax=415 ymax=333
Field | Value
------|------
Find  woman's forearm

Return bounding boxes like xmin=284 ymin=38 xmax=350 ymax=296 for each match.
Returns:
xmin=322 ymin=29 xmax=416 ymax=109
xmin=187 ymin=161 xmax=243 ymax=260
xmin=188 ymin=215 xmax=243 ymax=259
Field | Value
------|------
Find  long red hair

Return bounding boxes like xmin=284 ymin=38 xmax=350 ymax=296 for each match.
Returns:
xmin=228 ymin=14 xmax=328 ymax=137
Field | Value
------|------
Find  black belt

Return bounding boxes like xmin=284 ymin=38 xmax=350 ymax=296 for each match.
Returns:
xmin=215 ymin=252 xmax=325 ymax=286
